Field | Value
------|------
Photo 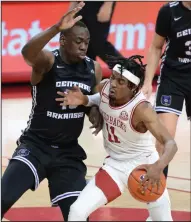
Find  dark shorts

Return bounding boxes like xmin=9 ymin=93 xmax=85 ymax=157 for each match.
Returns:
xmin=10 ymin=133 xmax=87 ymax=205
xmin=155 ymin=65 xmax=191 ymax=119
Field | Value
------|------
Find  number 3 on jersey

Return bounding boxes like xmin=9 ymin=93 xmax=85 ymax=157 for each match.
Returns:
xmin=106 ymin=123 xmax=120 ymax=143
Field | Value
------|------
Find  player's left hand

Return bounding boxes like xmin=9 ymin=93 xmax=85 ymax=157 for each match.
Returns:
xmin=136 ymin=163 xmax=163 ymax=193
xmin=89 ymin=106 xmax=103 ymax=135
xmin=56 ymin=1 xmax=85 ymax=31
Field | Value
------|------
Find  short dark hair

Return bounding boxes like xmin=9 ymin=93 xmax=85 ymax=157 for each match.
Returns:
xmin=106 ymin=55 xmax=146 ymax=94
xmin=60 ymin=21 xmax=88 ymax=36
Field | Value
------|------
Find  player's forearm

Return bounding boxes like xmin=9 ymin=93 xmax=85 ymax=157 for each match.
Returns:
xmin=103 ymin=1 xmax=114 ymax=8
xmin=156 ymin=140 xmax=178 ymax=170
xmin=145 ymin=45 xmax=162 ymax=84
xmin=82 ymin=93 xmax=101 ymax=107
xmin=21 ymin=25 xmax=59 ymax=63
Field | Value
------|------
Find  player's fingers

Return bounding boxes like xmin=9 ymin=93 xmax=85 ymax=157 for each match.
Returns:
xmin=92 ymin=129 xmax=99 ymax=136
xmin=55 ymin=98 xmax=65 ymax=102
xmin=157 ymin=181 xmax=161 ymax=193
xmin=150 ymin=180 xmax=157 ymax=194
xmin=73 ymin=15 xmax=83 ymax=23
xmin=57 ymin=91 xmax=66 ymax=97
xmin=67 ymin=2 xmax=85 ymax=17
xmin=60 ymin=98 xmax=69 ymax=106
xmin=141 ymin=174 xmax=149 ymax=185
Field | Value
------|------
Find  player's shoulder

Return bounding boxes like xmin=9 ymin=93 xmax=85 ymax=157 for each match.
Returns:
xmin=131 ymin=91 xmax=151 ymax=112
xmin=160 ymin=1 xmax=180 ymax=12
xmin=97 ymin=78 xmax=110 ymax=93
xmin=158 ymin=2 xmax=171 ymax=15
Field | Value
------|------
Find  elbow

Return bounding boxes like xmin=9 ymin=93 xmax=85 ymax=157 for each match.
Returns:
xmin=21 ymin=44 xmax=29 ymax=58
xmin=149 ymin=44 xmax=162 ymax=53
xmin=174 ymin=143 xmax=178 ymax=153
xmin=21 ymin=44 xmax=35 ymax=66
xmin=166 ymin=139 xmax=178 ymax=153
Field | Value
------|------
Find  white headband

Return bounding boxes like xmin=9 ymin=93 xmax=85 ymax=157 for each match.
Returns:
xmin=113 ymin=64 xmax=140 ymax=86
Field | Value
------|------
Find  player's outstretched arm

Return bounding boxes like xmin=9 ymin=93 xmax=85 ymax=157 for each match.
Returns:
xmin=56 ymin=87 xmax=101 ymax=107
xmin=134 ymin=101 xmax=177 ymax=189
xmin=21 ymin=2 xmax=85 ymax=84
xmin=142 ymin=5 xmax=169 ymax=99
xmin=135 ymin=102 xmax=178 ymax=169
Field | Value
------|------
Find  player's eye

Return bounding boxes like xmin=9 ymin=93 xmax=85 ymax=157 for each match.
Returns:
xmin=76 ymin=40 xmax=82 ymax=44
xmin=118 ymin=79 xmax=125 ymax=85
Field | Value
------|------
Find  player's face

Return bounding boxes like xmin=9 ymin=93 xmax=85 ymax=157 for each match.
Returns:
xmin=61 ymin=26 xmax=90 ymax=62
xmin=109 ymin=71 xmax=132 ymax=102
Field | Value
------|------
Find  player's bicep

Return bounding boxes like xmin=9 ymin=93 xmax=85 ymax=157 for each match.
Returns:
xmin=93 ymin=61 xmax=103 ymax=93
xmin=31 ymin=50 xmax=54 ymax=85
xmin=136 ymin=102 xmax=173 ymax=144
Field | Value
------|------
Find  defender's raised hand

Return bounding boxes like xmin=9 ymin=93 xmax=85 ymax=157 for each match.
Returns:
xmin=56 ymin=2 xmax=85 ymax=31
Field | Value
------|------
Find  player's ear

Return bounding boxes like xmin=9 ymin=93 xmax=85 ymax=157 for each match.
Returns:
xmin=60 ymin=34 xmax=66 ymax=46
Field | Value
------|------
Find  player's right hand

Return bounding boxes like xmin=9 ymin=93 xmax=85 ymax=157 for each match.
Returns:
xmin=56 ymin=1 xmax=85 ymax=31
xmin=142 ymin=82 xmax=153 ymax=100
xmin=136 ymin=163 xmax=162 ymax=193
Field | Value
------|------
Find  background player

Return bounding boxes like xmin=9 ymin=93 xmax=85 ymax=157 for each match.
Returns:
xmin=142 ymin=1 xmax=191 ymax=179
xmin=1 ymin=2 xmax=103 ymax=221
xmin=57 ymin=55 xmax=178 ymax=221
xmin=69 ymin=1 xmax=122 ymax=64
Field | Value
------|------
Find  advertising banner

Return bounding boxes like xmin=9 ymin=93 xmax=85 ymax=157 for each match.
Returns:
xmin=2 ymin=2 xmax=164 ymax=83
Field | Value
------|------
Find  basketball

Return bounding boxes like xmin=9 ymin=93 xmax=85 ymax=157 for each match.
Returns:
xmin=128 ymin=168 xmax=166 ymax=203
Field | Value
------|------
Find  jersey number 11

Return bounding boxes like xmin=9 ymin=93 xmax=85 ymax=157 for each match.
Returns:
xmin=106 ymin=123 xmax=120 ymax=143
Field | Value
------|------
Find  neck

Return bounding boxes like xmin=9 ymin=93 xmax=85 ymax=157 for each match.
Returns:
xmin=182 ymin=1 xmax=191 ymax=10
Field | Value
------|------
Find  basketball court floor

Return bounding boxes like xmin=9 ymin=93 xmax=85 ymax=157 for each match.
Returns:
xmin=2 ymin=85 xmax=191 ymax=221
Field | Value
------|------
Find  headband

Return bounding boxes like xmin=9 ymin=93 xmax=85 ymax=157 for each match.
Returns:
xmin=113 ymin=64 xmax=140 ymax=86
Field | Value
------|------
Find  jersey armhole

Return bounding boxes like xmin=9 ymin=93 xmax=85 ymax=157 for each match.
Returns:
xmin=129 ymin=100 xmax=149 ymax=134
xmin=100 ymin=79 xmax=110 ymax=96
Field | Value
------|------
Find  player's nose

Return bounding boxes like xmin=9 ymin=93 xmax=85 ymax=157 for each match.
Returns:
xmin=110 ymin=79 xmax=117 ymax=88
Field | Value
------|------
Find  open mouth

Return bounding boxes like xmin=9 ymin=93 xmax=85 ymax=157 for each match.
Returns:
xmin=109 ymin=88 xmax=115 ymax=96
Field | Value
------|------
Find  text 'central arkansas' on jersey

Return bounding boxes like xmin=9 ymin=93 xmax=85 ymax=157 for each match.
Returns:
xmin=19 ymin=49 xmax=96 ymax=147
xmin=99 ymin=80 xmax=156 ymax=160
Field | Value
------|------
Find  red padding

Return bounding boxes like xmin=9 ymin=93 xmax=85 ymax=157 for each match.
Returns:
xmin=95 ymin=168 xmax=121 ymax=203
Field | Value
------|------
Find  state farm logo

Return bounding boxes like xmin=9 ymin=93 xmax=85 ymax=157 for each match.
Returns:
xmin=2 ymin=20 xmax=60 ymax=56
xmin=2 ymin=21 xmax=155 ymax=56
xmin=109 ymin=23 xmax=155 ymax=50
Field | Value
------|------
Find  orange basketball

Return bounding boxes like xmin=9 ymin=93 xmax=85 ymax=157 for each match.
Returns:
xmin=128 ymin=168 xmax=166 ymax=203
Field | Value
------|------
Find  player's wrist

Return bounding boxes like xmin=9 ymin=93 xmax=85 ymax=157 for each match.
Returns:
xmin=82 ymin=95 xmax=89 ymax=106
xmin=144 ymin=75 xmax=153 ymax=85
xmin=154 ymin=160 xmax=166 ymax=171
xmin=53 ymin=24 xmax=62 ymax=33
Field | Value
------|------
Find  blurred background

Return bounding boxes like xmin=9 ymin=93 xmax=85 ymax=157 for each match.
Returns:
xmin=2 ymin=1 xmax=164 ymax=84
